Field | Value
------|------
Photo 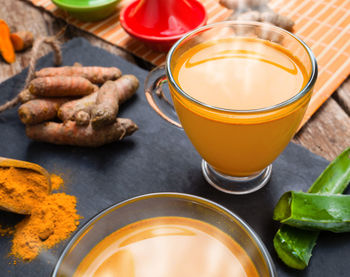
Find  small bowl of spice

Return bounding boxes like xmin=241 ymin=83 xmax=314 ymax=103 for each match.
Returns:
xmin=52 ymin=0 xmax=121 ymax=22
xmin=119 ymin=0 xmax=208 ymax=52
xmin=0 ymin=158 xmax=80 ymax=262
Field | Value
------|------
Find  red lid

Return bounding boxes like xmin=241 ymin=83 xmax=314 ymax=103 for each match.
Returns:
xmin=120 ymin=0 xmax=207 ymax=52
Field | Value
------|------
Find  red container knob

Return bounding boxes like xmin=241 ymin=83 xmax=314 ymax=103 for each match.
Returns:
xmin=120 ymin=0 xmax=207 ymax=52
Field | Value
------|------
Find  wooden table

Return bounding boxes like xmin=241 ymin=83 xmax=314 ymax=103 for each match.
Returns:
xmin=0 ymin=0 xmax=349 ymax=161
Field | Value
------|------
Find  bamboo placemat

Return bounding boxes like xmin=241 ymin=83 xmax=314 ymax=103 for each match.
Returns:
xmin=27 ymin=0 xmax=350 ymax=126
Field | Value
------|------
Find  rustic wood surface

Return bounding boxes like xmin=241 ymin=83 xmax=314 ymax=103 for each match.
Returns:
xmin=0 ymin=0 xmax=349 ymax=161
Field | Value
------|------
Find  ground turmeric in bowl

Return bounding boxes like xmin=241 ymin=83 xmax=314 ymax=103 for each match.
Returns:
xmin=0 ymin=167 xmax=81 ymax=261
xmin=0 ymin=167 xmax=49 ymax=213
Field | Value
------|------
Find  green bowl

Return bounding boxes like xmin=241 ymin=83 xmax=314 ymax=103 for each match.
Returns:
xmin=52 ymin=0 xmax=120 ymax=22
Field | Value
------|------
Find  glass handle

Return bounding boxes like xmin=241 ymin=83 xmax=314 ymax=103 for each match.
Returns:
xmin=145 ymin=65 xmax=183 ymax=129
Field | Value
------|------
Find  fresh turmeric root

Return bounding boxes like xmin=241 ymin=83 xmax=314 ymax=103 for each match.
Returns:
xmin=0 ymin=19 xmax=15 ymax=63
xmin=57 ymin=91 xmax=98 ymax=122
xmin=229 ymin=10 xmax=260 ymax=21
xmin=91 ymin=75 xmax=139 ymax=129
xmin=26 ymin=118 xmax=138 ymax=147
xmin=90 ymin=81 xmax=117 ymax=128
xmin=221 ymin=0 xmax=294 ymax=32
xmin=260 ymin=11 xmax=294 ymax=32
xmin=35 ymin=66 xmax=122 ymax=84
xmin=74 ymin=110 xmax=91 ymax=126
xmin=18 ymin=89 xmax=36 ymax=103
xmin=10 ymin=31 xmax=34 ymax=52
xmin=18 ymin=98 xmax=70 ymax=125
xmin=110 ymin=75 xmax=139 ymax=104
xmin=58 ymin=74 xmax=139 ymax=126
xmin=29 ymin=76 xmax=98 ymax=97
xmin=220 ymin=0 xmax=269 ymax=10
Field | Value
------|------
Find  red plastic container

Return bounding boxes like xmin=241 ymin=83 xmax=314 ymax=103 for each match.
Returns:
xmin=120 ymin=0 xmax=207 ymax=52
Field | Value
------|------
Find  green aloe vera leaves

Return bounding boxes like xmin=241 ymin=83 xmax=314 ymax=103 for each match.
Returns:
xmin=273 ymin=147 xmax=350 ymax=270
xmin=274 ymin=191 xmax=350 ymax=232
xmin=273 ymin=226 xmax=318 ymax=270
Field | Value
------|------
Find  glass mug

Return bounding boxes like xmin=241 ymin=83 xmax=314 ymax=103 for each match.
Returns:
xmin=145 ymin=21 xmax=317 ymax=194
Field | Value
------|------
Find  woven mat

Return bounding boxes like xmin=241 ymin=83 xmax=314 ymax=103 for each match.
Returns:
xmin=28 ymin=0 xmax=350 ymax=126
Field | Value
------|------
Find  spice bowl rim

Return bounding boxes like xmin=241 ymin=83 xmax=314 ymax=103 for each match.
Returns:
xmin=52 ymin=0 xmax=119 ymax=10
xmin=51 ymin=0 xmax=120 ymax=21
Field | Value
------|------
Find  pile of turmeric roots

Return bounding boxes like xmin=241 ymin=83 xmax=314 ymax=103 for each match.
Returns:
xmin=18 ymin=63 xmax=139 ymax=147
xmin=0 ymin=19 xmax=33 ymax=63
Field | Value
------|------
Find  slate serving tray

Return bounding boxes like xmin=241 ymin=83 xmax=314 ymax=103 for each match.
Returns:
xmin=0 ymin=38 xmax=348 ymax=277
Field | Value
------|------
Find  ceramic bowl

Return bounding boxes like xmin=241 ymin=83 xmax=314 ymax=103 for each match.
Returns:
xmin=52 ymin=0 xmax=120 ymax=22
xmin=52 ymin=193 xmax=276 ymax=276
xmin=119 ymin=0 xmax=208 ymax=52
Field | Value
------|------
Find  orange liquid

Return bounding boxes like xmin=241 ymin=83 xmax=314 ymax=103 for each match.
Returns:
xmin=73 ymin=217 xmax=259 ymax=277
xmin=171 ymin=37 xmax=311 ymax=176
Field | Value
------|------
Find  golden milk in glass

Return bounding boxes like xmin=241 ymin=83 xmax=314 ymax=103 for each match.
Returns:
xmin=170 ymin=37 xmax=310 ymax=176
xmin=73 ymin=217 xmax=259 ymax=277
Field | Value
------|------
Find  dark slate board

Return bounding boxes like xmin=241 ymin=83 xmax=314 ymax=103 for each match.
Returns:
xmin=0 ymin=38 xmax=348 ymax=277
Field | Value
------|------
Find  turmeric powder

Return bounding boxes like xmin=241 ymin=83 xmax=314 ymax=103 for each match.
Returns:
xmin=0 ymin=226 xmax=14 ymax=237
xmin=50 ymin=174 xmax=64 ymax=191
xmin=0 ymin=167 xmax=80 ymax=261
xmin=0 ymin=167 xmax=49 ymax=214
xmin=11 ymin=193 xmax=80 ymax=261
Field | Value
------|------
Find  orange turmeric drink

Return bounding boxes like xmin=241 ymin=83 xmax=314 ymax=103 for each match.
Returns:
xmin=73 ymin=217 xmax=259 ymax=277
xmin=169 ymin=37 xmax=311 ymax=177
xmin=146 ymin=21 xmax=317 ymax=193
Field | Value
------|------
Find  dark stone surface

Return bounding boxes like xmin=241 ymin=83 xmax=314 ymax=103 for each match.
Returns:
xmin=0 ymin=38 xmax=348 ymax=276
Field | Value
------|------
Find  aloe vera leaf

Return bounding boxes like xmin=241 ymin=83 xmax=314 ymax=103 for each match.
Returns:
xmin=274 ymin=191 xmax=350 ymax=232
xmin=309 ymin=147 xmax=350 ymax=194
xmin=273 ymin=226 xmax=318 ymax=270
xmin=273 ymin=147 xmax=350 ymax=269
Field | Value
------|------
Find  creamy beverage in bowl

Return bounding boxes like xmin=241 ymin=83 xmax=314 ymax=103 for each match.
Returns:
xmin=73 ymin=217 xmax=259 ymax=277
xmin=52 ymin=194 xmax=276 ymax=277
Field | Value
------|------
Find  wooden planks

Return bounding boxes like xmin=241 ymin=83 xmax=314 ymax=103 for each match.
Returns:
xmin=334 ymin=78 xmax=350 ymax=115
xmin=294 ymin=92 xmax=350 ymax=160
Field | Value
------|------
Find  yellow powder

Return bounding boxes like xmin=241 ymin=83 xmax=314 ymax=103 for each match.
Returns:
xmin=50 ymin=174 xmax=64 ymax=191
xmin=11 ymin=193 xmax=80 ymax=261
xmin=0 ymin=167 xmax=49 ymax=214
xmin=0 ymin=226 xmax=14 ymax=237
xmin=0 ymin=166 xmax=80 ymax=262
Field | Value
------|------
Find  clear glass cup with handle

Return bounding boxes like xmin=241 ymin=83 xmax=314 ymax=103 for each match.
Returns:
xmin=145 ymin=21 xmax=317 ymax=195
